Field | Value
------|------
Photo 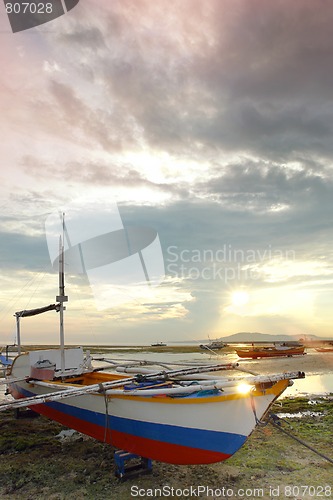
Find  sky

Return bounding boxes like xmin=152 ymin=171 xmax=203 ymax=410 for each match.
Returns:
xmin=0 ymin=0 xmax=333 ymax=345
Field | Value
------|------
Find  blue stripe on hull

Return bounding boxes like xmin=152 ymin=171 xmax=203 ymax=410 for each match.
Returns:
xmin=18 ymin=386 xmax=247 ymax=456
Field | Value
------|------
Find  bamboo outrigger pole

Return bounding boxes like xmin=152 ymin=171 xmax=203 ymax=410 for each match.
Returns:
xmin=0 ymin=361 xmax=240 ymax=412
xmin=0 ymin=365 xmax=305 ymax=412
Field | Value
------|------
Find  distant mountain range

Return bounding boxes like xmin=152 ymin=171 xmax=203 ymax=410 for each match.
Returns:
xmin=217 ymin=332 xmax=321 ymax=343
xmin=173 ymin=332 xmax=327 ymax=344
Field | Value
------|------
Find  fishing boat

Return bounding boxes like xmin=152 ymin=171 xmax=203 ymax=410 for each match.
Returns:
xmin=3 ymin=352 xmax=305 ymax=465
xmin=150 ymin=342 xmax=167 ymax=347
xmin=1 ymin=222 xmax=305 ymax=465
xmin=315 ymin=346 xmax=333 ymax=353
xmin=200 ymin=340 xmax=226 ymax=351
xmin=235 ymin=344 xmax=305 ymax=359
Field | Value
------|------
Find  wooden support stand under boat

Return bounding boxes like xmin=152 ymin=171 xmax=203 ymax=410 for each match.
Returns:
xmin=114 ymin=449 xmax=152 ymax=480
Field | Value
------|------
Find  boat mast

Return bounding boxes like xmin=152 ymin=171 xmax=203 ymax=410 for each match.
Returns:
xmin=15 ymin=315 xmax=21 ymax=355
xmin=56 ymin=213 xmax=68 ymax=374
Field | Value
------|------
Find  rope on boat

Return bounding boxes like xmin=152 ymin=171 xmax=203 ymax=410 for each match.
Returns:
xmin=250 ymin=390 xmax=262 ymax=425
xmin=268 ymin=413 xmax=333 ymax=465
xmin=98 ymin=383 xmax=112 ymax=445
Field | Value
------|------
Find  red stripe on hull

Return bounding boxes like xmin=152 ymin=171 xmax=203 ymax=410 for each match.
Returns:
xmin=28 ymin=403 xmax=231 ymax=465
xmin=110 ymin=430 xmax=231 ymax=464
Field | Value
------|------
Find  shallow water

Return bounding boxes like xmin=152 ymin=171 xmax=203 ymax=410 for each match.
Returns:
xmin=283 ymin=372 xmax=333 ymax=397
xmin=275 ymin=410 xmax=324 ymax=419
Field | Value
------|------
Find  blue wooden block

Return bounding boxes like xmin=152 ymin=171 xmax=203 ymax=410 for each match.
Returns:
xmin=114 ymin=449 xmax=152 ymax=480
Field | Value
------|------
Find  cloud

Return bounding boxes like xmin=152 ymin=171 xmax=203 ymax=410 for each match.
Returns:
xmin=2 ymin=0 xmax=333 ymax=339
xmin=6 ymin=0 xmax=333 ymax=170
xmin=4 ymin=0 xmax=333 ymax=160
xmin=49 ymin=0 xmax=333 ymax=164
xmin=20 ymin=156 xmax=189 ymax=203
xmin=200 ymin=160 xmax=333 ymax=212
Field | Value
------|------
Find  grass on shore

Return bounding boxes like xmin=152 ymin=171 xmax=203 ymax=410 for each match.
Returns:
xmin=0 ymin=396 xmax=332 ymax=499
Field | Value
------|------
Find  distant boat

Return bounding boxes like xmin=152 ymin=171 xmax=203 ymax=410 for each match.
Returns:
xmin=235 ymin=344 xmax=305 ymax=359
xmin=200 ymin=340 xmax=226 ymax=351
xmin=151 ymin=342 xmax=167 ymax=347
xmin=315 ymin=346 xmax=333 ymax=353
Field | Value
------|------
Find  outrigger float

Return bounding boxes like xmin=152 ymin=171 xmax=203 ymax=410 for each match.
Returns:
xmin=1 ymin=224 xmax=305 ymax=466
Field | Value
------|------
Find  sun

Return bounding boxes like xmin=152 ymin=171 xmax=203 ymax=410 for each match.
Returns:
xmin=231 ymin=290 xmax=249 ymax=307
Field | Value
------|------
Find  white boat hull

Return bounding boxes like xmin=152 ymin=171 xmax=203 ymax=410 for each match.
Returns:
xmin=7 ymin=353 xmax=293 ymax=465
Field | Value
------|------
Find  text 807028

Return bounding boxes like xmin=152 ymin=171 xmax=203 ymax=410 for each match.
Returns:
xmin=5 ymin=3 xmax=53 ymax=14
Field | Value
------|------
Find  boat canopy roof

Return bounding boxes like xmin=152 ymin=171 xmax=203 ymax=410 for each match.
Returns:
xmin=14 ymin=303 xmax=60 ymax=318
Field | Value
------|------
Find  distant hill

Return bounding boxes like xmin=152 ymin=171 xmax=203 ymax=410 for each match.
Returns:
xmin=217 ymin=332 xmax=321 ymax=343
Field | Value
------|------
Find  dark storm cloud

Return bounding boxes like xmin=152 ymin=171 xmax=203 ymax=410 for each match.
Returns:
xmin=120 ymin=195 xmax=333 ymax=273
xmin=187 ymin=0 xmax=333 ymax=158
xmin=201 ymin=160 xmax=333 ymax=211
xmin=108 ymin=1 xmax=333 ymax=154
xmin=29 ymin=0 xmax=333 ymax=165
xmin=192 ymin=103 xmax=333 ymax=159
